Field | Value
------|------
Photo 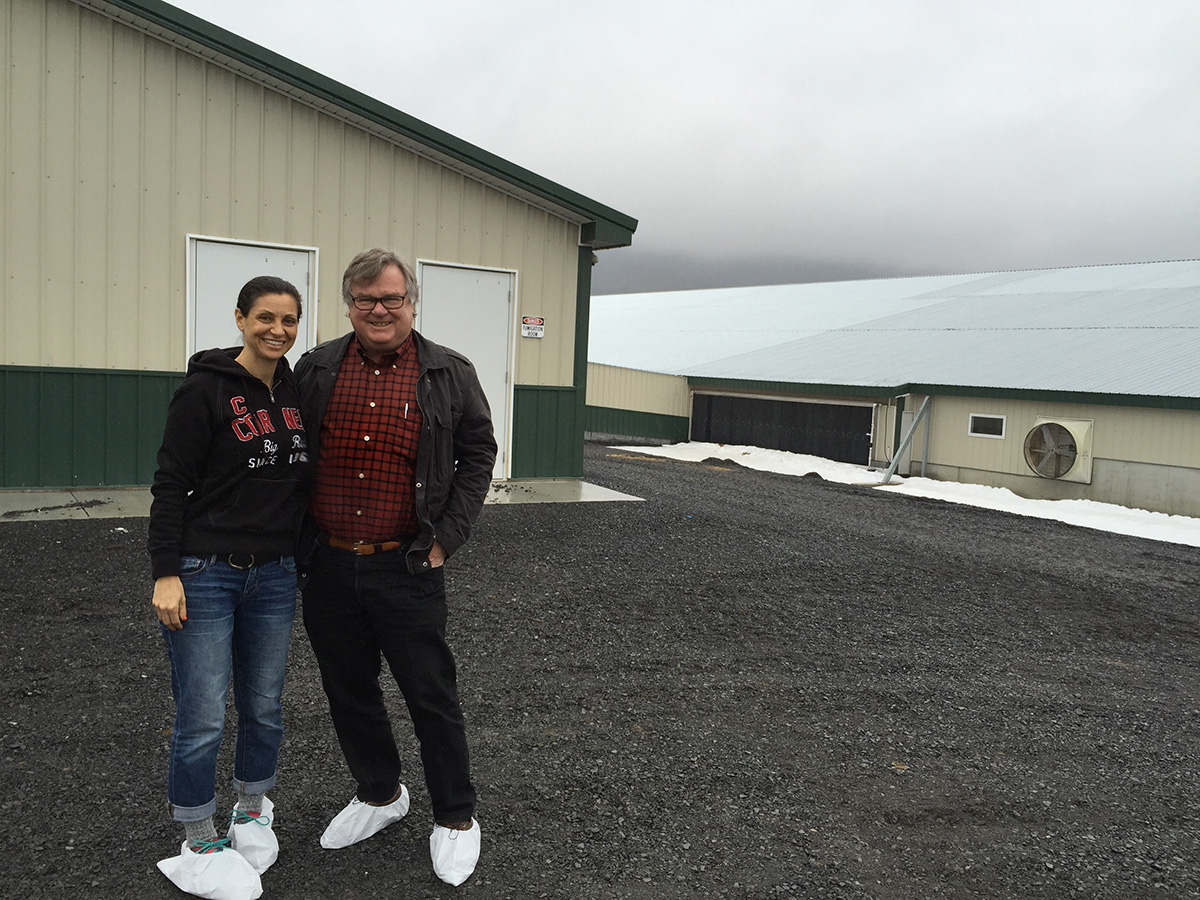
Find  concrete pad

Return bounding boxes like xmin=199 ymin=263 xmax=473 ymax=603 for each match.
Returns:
xmin=485 ymin=480 xmax=643 ymax=505
xmin=0 ymin=480 xmax=638 ymax=522
xmin=0 ymin=488 xmax=153 ymax=522
xmin=89 ymin=489 xmax=154 ymax=518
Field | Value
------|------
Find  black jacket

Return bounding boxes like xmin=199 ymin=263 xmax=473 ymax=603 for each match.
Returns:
xmin=295 ymin=330 xmax=497 ymax=574
xmin=148 ymin=349 xmax=310 ymax=579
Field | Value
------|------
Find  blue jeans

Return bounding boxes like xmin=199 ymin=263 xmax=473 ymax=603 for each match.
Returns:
xmin=162 ymin=555 xmax=297 ymax=822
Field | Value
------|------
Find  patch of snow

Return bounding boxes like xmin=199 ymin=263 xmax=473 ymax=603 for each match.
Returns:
xmin=613 ymin=442 xmax=1200 ymax=548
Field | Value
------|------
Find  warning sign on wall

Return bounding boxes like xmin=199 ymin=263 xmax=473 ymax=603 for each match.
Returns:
xmin=521 ymin=316 xmax=545 ymax=338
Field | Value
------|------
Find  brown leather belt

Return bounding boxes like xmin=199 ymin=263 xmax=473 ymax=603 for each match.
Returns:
xmin=327 ymin=536 xmax=404 ymax=555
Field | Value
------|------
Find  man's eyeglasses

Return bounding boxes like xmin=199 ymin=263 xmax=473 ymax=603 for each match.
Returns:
xmin=351 ymin=293 xmax=408 ymax=311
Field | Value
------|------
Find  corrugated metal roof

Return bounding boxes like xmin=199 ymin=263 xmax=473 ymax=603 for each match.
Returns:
xmin=588 ymin=261 xmax=1200 ymax=398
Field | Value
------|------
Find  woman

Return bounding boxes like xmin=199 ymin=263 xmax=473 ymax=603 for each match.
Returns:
xmin=148 ymin=276 xmax=308 ymax=900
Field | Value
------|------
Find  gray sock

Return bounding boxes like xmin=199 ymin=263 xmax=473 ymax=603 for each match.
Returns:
xmin=184 ymin=816 xmax=218 ymax=849
xmin=237 ymin=792 xmax=266 ymax=815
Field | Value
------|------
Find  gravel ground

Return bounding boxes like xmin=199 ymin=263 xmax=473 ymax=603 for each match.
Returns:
xmin=1 ymin=441 xmax=1197 ymax=900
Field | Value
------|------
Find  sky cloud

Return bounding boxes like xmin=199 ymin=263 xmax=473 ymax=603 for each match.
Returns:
xmin=170 ymin=0 xmax=1200 ymax=292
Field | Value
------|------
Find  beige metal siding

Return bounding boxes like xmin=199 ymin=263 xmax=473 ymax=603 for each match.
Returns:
xmin=2 ymin=0 xmax=581 ymax=384
xmin=586 ymin=363 xmax=690 ymax=417
xmin=1104 ymin=405 xmax=1200 ymax=468
xmin=920 ymin=395 xmax=1200 ymax=473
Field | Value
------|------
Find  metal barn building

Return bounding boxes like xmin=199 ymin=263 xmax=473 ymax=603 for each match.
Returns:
xmin=0 ymin=0 xmax=636 ymax=488
xmin=587 ymin=261 xmax=1200 ymax=518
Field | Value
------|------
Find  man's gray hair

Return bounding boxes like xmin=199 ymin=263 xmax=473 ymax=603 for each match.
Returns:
xmin=341 ymin=248 xmax=420 ymax=307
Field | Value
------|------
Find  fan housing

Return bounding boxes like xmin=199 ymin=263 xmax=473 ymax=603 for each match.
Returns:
xmin=1022 ymin=418 xmax=1094 ymax=484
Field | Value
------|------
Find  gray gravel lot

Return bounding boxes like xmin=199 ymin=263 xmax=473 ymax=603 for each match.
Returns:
xmin=1 ymin=441 xmax=1197 ymax=899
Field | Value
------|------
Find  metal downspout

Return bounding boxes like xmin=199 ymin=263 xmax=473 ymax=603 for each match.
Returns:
xmin=921 ymin=396 xmax=933 ymax=477
xmin=891 ymin=395 xmax=906 ymax=461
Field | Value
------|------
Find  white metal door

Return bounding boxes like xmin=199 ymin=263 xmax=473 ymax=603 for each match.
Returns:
xmin=189 ymin=237 xmax=317 ymax=368
xmin=416 ymin=263 xmax=513 ymax=479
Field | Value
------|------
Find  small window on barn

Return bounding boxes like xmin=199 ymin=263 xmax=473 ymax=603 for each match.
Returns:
xmin=968 ymin=414 xmax=1006 ymax=439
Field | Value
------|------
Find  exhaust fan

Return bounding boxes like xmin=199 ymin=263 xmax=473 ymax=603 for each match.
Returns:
xmin=1022 ymin=417 xmax=1093 ymax=484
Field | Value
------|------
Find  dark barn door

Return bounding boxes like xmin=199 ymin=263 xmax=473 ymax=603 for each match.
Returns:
xmin=691 ymin=395 xmax=871 ymax=465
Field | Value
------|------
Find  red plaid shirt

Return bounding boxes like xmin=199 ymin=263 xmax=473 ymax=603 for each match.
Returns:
xmin=309 ymin=335 xmax=423 ymax=542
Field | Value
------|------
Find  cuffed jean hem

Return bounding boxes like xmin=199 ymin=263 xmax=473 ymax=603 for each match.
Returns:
xmin=169 ymin=797 xmax=219 ymax=824
xmin=232 ymin=772 xmax=277 ymax=796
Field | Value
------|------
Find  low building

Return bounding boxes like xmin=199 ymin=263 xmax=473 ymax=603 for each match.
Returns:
xmin=588 ymin=260 xmax=1200 ymax=517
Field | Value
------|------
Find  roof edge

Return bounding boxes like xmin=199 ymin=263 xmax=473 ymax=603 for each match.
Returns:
xmin=594 ymin=257 xmax=1200 ymax=297
xmin=687 ymin=377 xmax=1200 ymax=411
xmin=904 ymin=383 xmax=1200 ymax=411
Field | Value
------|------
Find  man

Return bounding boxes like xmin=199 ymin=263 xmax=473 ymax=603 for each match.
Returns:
xmin=295 ymin=248 xmax=496 ymax=887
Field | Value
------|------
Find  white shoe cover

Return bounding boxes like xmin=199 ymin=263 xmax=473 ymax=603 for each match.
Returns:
xmin=319 ymin=785 xmax=410 ymax=849
xmin=157 ymin=841 xmax=263 ymax=900
xmin=429 ymin=818 xmax=480 ymax=886
xmin=228 ymin=796 xmax=278 ymax=874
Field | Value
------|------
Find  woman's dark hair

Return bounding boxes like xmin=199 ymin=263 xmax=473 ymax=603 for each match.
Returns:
xmin=237 ymin=275 xmax=303 ymax=318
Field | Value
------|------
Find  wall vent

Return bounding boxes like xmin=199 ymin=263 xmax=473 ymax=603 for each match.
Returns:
xmin=1022 ymin=418 xmax=1094 ymax=484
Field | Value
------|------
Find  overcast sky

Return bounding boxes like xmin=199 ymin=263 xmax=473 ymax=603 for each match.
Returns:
xmin=170 ymin=0 xmax=1200 ymax=294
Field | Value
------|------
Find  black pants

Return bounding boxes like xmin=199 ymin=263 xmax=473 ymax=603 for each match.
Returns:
xmin=301 ymin=542 xmax=475 ymax=823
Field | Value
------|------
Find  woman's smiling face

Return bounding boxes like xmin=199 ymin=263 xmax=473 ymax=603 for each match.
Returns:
xmin=236 ymin=292 xmax=300 ymax=364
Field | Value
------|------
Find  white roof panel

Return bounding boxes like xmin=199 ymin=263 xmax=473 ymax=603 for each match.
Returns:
xmin=589 ymin=261 xmax=1200 ymax=398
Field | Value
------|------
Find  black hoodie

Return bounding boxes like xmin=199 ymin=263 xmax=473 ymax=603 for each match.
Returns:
xmin=148 ymin=348 xmax=309 ymax=579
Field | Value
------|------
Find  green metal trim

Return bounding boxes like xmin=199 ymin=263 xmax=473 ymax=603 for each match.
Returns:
xmin=585 ymin=405 xmax=690 ymax=443
xmin=1 ymin=363 xmax=594 ymax=485
xmin=571 ymin=247 xmax=594 ymax=474
xmin=1 ymin=364 xmax=181 ymax=488
xmin=687 ymin=376 xmax=1200 ymax=412
xmin=903 ymin=383 xmax=1200 ymax=411
xmin=581 ymin=220 xmax=637 ymax=249
xmin=0 ymin=363 xmax=183 ymax=379
xmin=511 ymin=386 xmax=582 ymax=478
xmin=688 ymin=377 xmax=899 ymax=400
xmin=92 ymin=0 xmax=637 ymax=248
